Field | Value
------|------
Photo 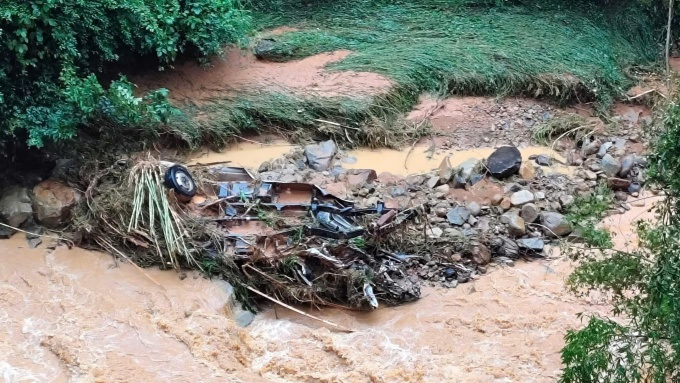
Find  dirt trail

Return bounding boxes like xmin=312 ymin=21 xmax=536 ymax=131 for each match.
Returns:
xmin=136 ymin=48 xmax=391 ymax=102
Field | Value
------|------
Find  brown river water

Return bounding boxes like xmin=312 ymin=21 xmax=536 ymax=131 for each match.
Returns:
xmin=1 ymin=142 xmax=658 ymax=383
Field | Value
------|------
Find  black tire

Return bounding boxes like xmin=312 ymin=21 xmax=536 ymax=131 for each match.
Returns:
xmin=164 ymin=165 xmax=197 ymax=198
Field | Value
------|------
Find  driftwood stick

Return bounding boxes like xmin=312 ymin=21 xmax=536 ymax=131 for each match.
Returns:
xmin=246 ymin=285 xmax=354 ymax=333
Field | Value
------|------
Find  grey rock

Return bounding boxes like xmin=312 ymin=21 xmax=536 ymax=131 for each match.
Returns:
xmin=535 ymin=154 xmax=551 ymax=166
xmin=597 ymin=142 xmax=613 ymax=158
xmin=534 ymin=191 xmax=546 ymax=200
xmin=234 ymin=309 xmax=256 ymax=327
xmin=434 ymin=184 xmax=450 ymax=194
xmin=583 ymin=170 xmax=598 ymax=181
xmin=0 ymin=186 xmax=33 ymax=227
xmin=426 ymin=227 xmax=444 ymax=238
xmin=520 ymin=203 xmax=540 ymax=223
xmin=304 ymin=140 xmax=337 ymax=171
xmin=628 ymin=182 xmax=642 ymax=194
xmin=447 ymin=207 xmax=471 ymax=226
xmin=518 ymin=238 xmax=545 ymax=251
xmin=466 ymin=201 xmax=482 ymax=216
xmin=582 ymin=139 xmax=601 ymax=157
xmin=455 ymin=158 xmax=483 ymax=185
xmin=28 ymin=237 xmax=42 ymax=249
xmin=615 ymin=191 xmax=629 ymax=201
xmin=438 ymin=157 xmax=455 ymax=184
xmin=346 ymin=169 xmax=377 ymax=187
xmin=504 ymin=183 xmax=523 ymax=194
xmin=601 ymin=154 xmax=622 ymax=178
xmin=619 ymin=154 xmax=636 ymax=178
xmin=487 ymin=146 xmax=522 ymax=179
xmin=510 ymin=190 xmax=535 ymax=206
xmin=426 ymin=175 xmax=439 ymax=189
xmin=253 ymin=38 xmax=278 ymax=59
xmin=541 ymin=212 xmax=573 ymax=237
xmin=559 ymin=195 xmax=575 ymax=208
xmin=341 ymin=156 xmax=357 ymax=164
xmin=0 ymin=226 xmax=14 ymax=239
xmin=389 ymin=187 xmax=408 ymax=197
xmin=507 ymin=215 xmax=526 ymax=237
xmin=467 ymin=215 xmax=478 ymax=226
xmin=444 ymin=228 xmax=464 ymax=237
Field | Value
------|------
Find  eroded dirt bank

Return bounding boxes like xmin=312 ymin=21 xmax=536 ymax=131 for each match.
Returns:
xmin=1 ymin=196 xmax=657 ymax=382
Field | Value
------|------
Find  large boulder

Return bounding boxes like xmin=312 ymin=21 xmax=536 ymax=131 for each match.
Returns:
xmin=540 ymin=212 xmax=572 ymax=237
xmin=304 ymin=140 xmax=337 ymax=171
xmin=0 ymin=186 xmax=33 ymax=227
xmin=487 ymin=146 xmax=522 ymax=179
xmin=32 ymin=179 xmax=81 ymax=228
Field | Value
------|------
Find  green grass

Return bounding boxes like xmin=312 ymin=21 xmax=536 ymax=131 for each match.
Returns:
xmin=253 ymin=0 xmax=657 ymax=103
xmin=169 ymin=0 xmax=660 ymax=147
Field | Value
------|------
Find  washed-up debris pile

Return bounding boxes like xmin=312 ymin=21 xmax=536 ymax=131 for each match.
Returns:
xmin=71 ymin=126 xmax=650 ymax=311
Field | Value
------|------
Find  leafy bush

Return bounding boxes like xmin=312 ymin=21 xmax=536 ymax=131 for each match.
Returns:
xmin=0 ymin=0 xmax=251 ymax=150
xmin=560 ymin=91 xmax=680 ymax=382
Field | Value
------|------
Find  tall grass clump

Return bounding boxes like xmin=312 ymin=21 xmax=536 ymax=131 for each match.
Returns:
xmin=251 ymin=0 xmax=659 ymax=107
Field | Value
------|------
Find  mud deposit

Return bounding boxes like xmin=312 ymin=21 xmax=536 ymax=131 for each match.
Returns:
xmin=1 ymin=198 xmax=657 ymax=382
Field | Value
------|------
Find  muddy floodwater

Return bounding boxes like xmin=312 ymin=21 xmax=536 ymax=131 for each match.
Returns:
xmin=189 ymin=141 xmax=571 ymax=176
xmin=0 ymin=196 xmax=657 ymax=383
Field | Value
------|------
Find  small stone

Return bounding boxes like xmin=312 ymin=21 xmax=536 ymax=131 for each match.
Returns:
xmin=583 ymin=170 xmax=598 ymax=181
xmin=447 ymin=207 xmax=471 ymax=226
xmin=541 ymin=212 xmax=573 ymax=237
xmin=519 ymin=161 xmax=535 ymax=180
xmin=426 ymin=227 xmax=443 ymax=238
xmin=439 ymin=157 xmax=455 ymax=184
xmin=455 ymin=158 xmax=484 ymax=185
xmin=445 ymin=228 xmax=464 ymax=237
xmin=435 ymin=208 xmax=448 ymax=217
xmin=631 ymin=199 xmax=646 ymax=207
xmin=28 ymin=237 xmax=42 ymax=249
xmin=468 ymin=215 xmax=478 ymax=226
xmin=520 ymin=203 xmax=540 ymax=223
xmin=466 ymin=201 xmax=482 ymax=216
xmin=510 ymin=190 xmax=534 ymax=206
xmin=346 ymin=169 xmax=378 ymax=187
xmin=0 ymin=186 xmax=33 ymax=228
xmin=389 ymin=187 xmax=408 ymax=197
xmin=304 ymin=140 xmax=337 ymax=171
xmin=507 ymin=215 xmax=526 ymax=237
xmin=628 ymin=182 xmax=642 ymax=194
xmin=614 ymin=191 xmax=628 ymax=201
xmin=504 ymin=183 xmax=523 ymax=194
xmin=427 ymin=175 xmax=439 ymax=189
xmin=601 ymin=154 xmax=622 ymax=178
xmin=559 ymin=195 xmax=575 ymax=208
xmin=434 ymin=184 xmax=450 ymax=194
xmin=619 ymin=154 xmax=636 ymax=178
xmin=487 ymin=146 xmax=522 ymax=179
xmin=518 ymin=237 xmax=545 ymax=251
xmin=535 ymin=154 xmax=551 ymax=166
xmin=500 ymin=198 xmax=512 ymax=211
xmin=471 ymin=243 xmax=492 ymax=265
xmin=491 ymin=194 xmax=504 ymax=206
xmin=621 ymin=203 xmax=631 ymax=211
xmin=582 ymin=139 xmax=602 ymax=157
xmin=607 ymin=177 xmax=631 ymax=190
xmin=597 ymin=142 xmax=613 ymax=158
xmin=534 ymin=191 xmax=546 ymax=200
xmin=496 ymin=257 xmax=515 ymax=267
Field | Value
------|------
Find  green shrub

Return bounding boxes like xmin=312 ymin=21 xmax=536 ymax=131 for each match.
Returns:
xmin=0 ymin=0 xmax=251 ymax=150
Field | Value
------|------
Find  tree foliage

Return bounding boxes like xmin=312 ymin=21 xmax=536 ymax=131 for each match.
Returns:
xmin=561 ymin=92 xmax=680 ymax=383
xmin=0 ymin=0 xmax=251 ymax=149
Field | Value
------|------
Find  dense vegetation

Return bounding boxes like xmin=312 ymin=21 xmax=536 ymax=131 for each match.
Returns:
xmin=559 ymin=91 xmax=680 ymax=382
xmin=0 ymin=0 xmax=250 ymax=151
